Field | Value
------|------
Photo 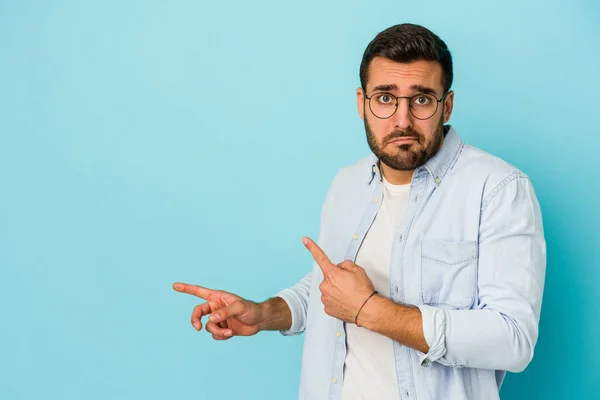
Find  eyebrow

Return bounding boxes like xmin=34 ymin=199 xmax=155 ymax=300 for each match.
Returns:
xmin=371 ymin=83 xmax=439 ymax=96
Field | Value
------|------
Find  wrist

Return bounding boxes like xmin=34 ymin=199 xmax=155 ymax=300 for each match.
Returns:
xmin=256 ymin=297 xmax=292 ymax=332
xmin=256 ymin=300 xmax=271 ymax=332
xmin=355 ymin=294 xmax=388 ymax=330
xmin=354 ymin=290 xmax=378 ymax=327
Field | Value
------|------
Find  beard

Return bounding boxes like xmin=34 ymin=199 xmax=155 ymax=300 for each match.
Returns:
xmin=364 ymin=113 xmax=445 ymax=171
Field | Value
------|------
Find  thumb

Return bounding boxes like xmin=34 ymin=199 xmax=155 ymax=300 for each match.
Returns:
xmin=210 ymin=300 xmax=246 ymax=324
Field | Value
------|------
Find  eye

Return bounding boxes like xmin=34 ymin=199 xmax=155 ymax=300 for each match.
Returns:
xmin=413 ymin=95 xmax=432 ymax=106
xmin=376 ymin=93 xmax=395 ymax=104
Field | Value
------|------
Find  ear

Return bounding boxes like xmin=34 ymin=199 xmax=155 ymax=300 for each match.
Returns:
xmin=443 ymin=90 xmax=454 ymax=123
xmin=356 ymin=87 xmax=365 ymax=120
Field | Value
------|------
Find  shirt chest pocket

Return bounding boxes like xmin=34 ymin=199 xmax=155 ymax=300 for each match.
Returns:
xmin=420 ymin=239 xmax=478 ymax=309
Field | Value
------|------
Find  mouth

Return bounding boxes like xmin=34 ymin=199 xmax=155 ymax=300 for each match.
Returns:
xmin=387 ymin=137 xmax=418 ymax=146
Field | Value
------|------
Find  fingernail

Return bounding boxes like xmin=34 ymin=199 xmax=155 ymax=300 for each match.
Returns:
xmin=224 ymin=331 xmax=232 ymax=337
xmin=302 ymin=238 xmax=308 ymax=246
xmin=193 ymin=322 xmax=201 ymax=330
xmin=210 ymin=314 xmax=220 ymax=322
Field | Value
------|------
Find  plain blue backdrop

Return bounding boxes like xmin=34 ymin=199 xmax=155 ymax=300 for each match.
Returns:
xmin=1 ymin=1 xmax=599 ymax=399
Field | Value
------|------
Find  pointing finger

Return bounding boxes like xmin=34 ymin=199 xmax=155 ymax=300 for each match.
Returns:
xmin=302 ymin=237 xmax=335 ymax=275
xmin=173 ymin=282 xmax=213 ymax=300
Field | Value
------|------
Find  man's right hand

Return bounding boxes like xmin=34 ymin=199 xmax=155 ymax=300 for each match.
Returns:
xmin=173 ymin=282 xmax=264 ymax=340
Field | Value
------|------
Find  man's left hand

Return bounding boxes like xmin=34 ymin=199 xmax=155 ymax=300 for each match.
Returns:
xmin=303 ymin=236 xmax=375 ymax=323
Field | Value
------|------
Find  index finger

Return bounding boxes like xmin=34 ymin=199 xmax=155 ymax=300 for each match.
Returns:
xmin=172 ymin=282 xmax=213 ymax=299
xmin=302 ymin=237 xmax=335 ymax=274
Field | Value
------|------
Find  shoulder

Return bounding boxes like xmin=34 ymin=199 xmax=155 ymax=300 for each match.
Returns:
xmin=319 ymin=155 xmax=374 ymax=204
xmin=455 ymin=144 xmax=533 ymax=206
xmin=332 ymin=155 xmax=373 ymax=185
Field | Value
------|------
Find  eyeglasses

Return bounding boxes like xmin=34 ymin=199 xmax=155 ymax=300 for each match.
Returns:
xmin=364 ymin=90 xmax=449 ymax=120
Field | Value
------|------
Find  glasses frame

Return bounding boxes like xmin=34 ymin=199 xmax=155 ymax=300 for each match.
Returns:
xmin=363 ymin=90 xmax=449 ymax=120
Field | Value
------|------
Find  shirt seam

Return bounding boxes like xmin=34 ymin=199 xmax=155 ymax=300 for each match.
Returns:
xmin=481 ymin=174 xmax=528 ymax=212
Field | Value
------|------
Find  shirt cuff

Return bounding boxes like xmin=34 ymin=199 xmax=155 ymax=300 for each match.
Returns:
xmin=274 ymin=288 xmax=305 ymax=336
xmin=417 ymin=305 xmax=448 ymax=366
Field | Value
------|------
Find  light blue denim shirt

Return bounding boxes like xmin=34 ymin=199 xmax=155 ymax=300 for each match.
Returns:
xmin=276 ymin=126 xmax=546 ymax=400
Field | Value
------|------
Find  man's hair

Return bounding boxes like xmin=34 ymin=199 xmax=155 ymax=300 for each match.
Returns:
xmin=359 ymin=23 xmax=453 ymax=94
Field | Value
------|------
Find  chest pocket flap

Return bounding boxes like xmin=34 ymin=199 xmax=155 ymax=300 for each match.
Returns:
xmin=421 ymin=239 xmax=478 ymax=309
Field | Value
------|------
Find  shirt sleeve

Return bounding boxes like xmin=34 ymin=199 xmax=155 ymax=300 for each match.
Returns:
xmin=276 ymin=272 xmax=313 ymax=336
xmin=417 ymin=175 xmax=546 ymax=372
xmin=274 ymin=170 xmax=340 ymax=336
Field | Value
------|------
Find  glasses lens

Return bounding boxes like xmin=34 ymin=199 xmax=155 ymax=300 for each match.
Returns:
xmin=410 ymin=94 xmax=438 ymax=120
xmin=369 ymin=92 xmax=397 ymax=119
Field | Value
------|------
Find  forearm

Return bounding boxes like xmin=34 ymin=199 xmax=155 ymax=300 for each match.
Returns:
xmin=357 ymin=294 xmax=429 ymax=354
xmin=357 ymin=294 xmax=535 ymax=372
xmin=257 ymin=297 xmax=292 ymax=332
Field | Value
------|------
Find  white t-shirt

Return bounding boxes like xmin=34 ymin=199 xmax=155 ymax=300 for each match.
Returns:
xmin=341 ymin=175 xmax=411 ymax=400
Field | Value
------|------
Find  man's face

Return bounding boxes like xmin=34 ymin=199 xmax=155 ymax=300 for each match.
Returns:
xmin=357 ymin=57 xmax=454 ymax=171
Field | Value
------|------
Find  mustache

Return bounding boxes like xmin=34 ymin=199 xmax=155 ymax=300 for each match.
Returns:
xmin=384 ymin=129 xmax=422 ymax=144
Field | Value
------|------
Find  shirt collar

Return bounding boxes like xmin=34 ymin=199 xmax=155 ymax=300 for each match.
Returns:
xmin=368 ymin=125 xmax=464 ymax=186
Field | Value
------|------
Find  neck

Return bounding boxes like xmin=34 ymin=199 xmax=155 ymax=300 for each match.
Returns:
xmin=380 ymin=162 xmax=414 ymax=185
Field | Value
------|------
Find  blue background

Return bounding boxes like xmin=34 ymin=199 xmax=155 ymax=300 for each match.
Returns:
xmin=1 ymin=1 xmax=598 ymax=399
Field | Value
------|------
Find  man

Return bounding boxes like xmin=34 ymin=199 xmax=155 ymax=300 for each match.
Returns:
xmin=173 ymin=23 xmax=546 ymax=400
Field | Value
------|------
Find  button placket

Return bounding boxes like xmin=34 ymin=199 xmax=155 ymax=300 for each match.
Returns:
xmin=390 ymin=175 xmax=426 ymax=397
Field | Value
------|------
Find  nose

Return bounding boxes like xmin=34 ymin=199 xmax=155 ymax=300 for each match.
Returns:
xmin=391 ymin=98 xmax=414 ymax=130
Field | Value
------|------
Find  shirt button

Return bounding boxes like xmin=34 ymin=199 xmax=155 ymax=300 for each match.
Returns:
xmin=332 ymin=377 xmax=338 ymax=384
xmin=353 ymin=234 xmax=359 ymax=240
xmin=399 ymin=235 xmax=403 ymax=241
xmin=434 ymin=177 xmax=441 ymax=185
xmin=373 ymin=197 xmax=378 ymax=203
xmin=336 ymin=331 xmax=341 ymax=337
